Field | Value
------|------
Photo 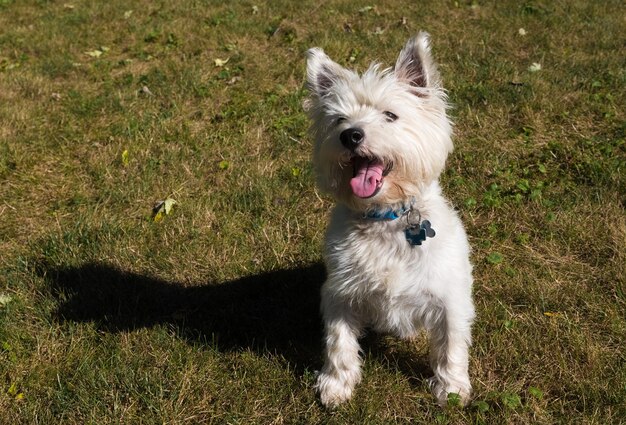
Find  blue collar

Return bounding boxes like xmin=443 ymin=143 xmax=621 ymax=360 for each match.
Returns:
xmin=360 ymin=200 xmax=436 ymax=246
xmin=362 ymin=205 xmax=410 ymax=221
xmin=362 ymin=198 xmax=415 ymax=221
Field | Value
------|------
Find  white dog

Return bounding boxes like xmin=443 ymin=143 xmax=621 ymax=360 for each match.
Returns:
xmin=305 ymin=32 xmax=475 ymax=407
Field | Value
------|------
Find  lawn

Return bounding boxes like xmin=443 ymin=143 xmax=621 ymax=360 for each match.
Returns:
xmin=0 ymin=0 xmax=624 ymax=423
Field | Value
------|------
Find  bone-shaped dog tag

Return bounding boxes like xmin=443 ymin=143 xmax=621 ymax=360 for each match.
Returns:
xmin=405 ymin=220 xmax=435 ymax=246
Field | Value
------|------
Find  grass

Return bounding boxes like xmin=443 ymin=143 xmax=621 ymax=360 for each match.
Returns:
xmin=1 ymin=0 xmax=624 ymax=423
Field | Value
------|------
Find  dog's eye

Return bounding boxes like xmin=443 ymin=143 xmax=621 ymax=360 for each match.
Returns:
xmin=383 ymin=111 xmax=398 ymax=122
xmin=336 ymin=117 xmax=347 ymax=125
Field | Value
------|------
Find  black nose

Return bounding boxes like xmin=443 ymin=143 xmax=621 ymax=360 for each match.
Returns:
xmin=340 ymin=128 xmax=365 ymax=150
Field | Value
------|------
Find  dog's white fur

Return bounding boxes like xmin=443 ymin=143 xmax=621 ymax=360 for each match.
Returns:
xmin=305 ymin=32 xmax=475 ymax=407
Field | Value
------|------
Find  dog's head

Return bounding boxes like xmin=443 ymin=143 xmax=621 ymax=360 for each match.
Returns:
xmin=305 ymin=32 xmax=452 ymax=212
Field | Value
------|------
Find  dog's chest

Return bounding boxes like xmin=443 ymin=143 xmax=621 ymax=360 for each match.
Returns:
xmin=326 ymin=221 xmax=430 ymax=294
xmin=324 ymin=217 xmax=442 ymax=337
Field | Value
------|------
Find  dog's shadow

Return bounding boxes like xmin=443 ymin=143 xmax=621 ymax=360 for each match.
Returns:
xmin=41 ymin=261 xmax=431 ymax=381
xmin=41 ymin=261 xmax=325 ymax=370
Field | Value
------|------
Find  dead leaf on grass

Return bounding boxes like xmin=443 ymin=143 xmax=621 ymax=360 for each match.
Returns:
xmin=214 ymin=58 xmax=229 ymax=67
xmin=140 ymin=85 xmax=153 ymax=96
xmin=85 ymin=50 xmax=103 ymax=58
xmin=152 ymin=198 xmax=178 ymax=222
xmin=0 ymin=294 xmax=13 ymax=307
xmin=84 ymin=47 xmax=109 ymax=58
xmin=121 ymin=149 xmax=129 ymax=167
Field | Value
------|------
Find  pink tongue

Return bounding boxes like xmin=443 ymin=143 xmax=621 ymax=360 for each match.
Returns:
xmin=350 ymin=158 xmax=384 ymax=198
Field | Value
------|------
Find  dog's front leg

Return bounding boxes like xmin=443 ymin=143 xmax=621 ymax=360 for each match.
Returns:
xmin=428 ymin=300 xmax=474 ymax=406
xmin=315 ymin=292 xmax=363 ymax=407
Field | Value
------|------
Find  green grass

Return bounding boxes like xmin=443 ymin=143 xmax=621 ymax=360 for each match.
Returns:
xmin=1 ymin=0 xmax=624 ymax=423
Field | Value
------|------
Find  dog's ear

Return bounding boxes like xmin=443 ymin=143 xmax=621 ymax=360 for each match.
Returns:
xmin=306 ymin=48 xmax=345 ymax=98
xmin=394 ymin=32 xmax=440 ymax=90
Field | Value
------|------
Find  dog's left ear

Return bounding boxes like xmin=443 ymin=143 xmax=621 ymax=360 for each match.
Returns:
xmin=395 ymin=32 xmax=440 ymax=90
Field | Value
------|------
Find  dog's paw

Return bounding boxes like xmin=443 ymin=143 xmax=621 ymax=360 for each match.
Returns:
xmin=315 ymin=372 xmax=354 ymax=408
xmin=428 ymin=376 xmax=471 ymax=407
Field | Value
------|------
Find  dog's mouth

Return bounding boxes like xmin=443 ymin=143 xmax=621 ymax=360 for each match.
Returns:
xmin=349 ymin=156 xmax=392 ymax=199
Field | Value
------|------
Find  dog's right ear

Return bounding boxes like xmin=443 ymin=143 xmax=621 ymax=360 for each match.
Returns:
xmin=306 ymin=48 xmax=345 ymax=98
